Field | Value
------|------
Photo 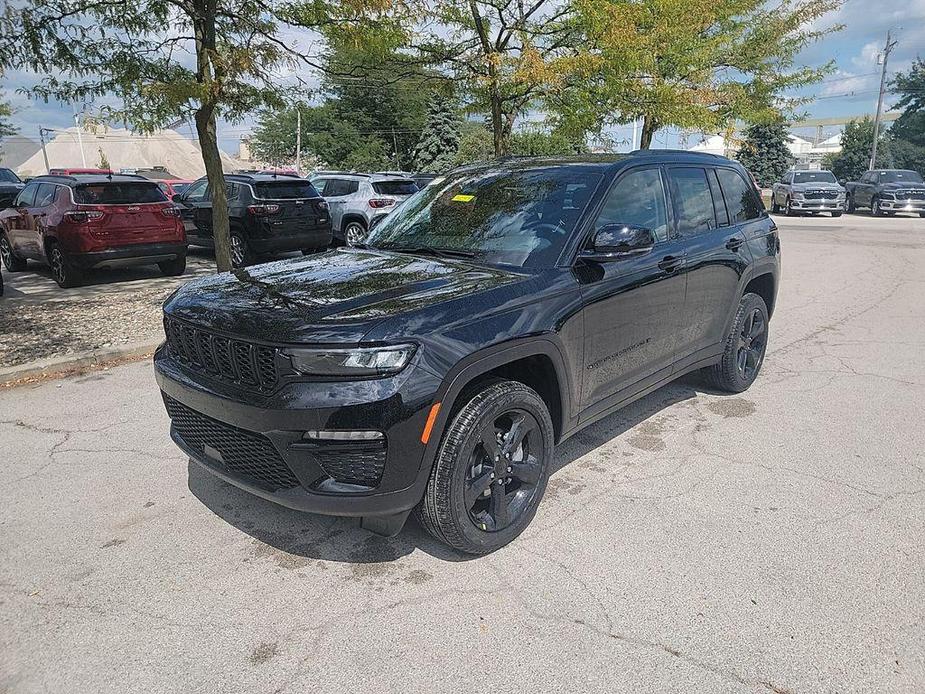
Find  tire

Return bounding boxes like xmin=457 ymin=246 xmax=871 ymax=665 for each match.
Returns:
xmin=416 ymin=380 xmax=554 ymax=555
xmin=846 ymin=195 xmax=856 ymax=213
xmin=784 ymin=197 xmax=795 ymax=217
xmin=230 ymin=231 xmax=252 ymax=268
xmin=871 ymin=196 xmax=884 ymax=217
xmin=919 ymin=213 xmax=925 ymax=218
xmin=158 ymin=255 xmax=186 ymax=276
xmin=704 ymin=293 xmax=769 ymax=394
xmin=0 ymin=232 xmax=27 ymax=271
xmin=770 ymin=195 xmax=781 ymax=213
xmin=344 ymin=220 xmax=367 ymax=246
xmin=48 ymin=243 xmax=82 ymax=289
xmin=832 ymin=211 xmax=843 ymax=218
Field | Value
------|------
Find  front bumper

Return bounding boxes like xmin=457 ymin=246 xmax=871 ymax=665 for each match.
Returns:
xmin=69 ymin=242 xmax=187 ymax=269
xmin=879 ymin=199 xmax=925 ymax=212
xmin=154 ymin=345 xmax=442 ymax=518
xmin=790 ymin=199 xmax=845 ymax=211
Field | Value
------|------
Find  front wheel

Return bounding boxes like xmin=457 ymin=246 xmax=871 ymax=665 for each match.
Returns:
xmin=832 ymin=211 xmax=843 ymax=218
xmin=416 ymin=380 xmax=554 ymax=555
xmin=770 ymin=195 xmax=781 ymax=213
xmin=704 ymin=293 xmax=769 ymax=393
xmin=784 ymin=198 xmax=795 ymax=217
xmin=872 ymin=196 xmax=884 ymax=217
xmin=846 ymin=195 xmax=856 ymax=213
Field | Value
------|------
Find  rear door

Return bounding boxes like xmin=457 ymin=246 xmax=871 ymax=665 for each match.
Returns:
xmin=578 ymin=165 xmax=688 ymax=413
xmin=27 ymin=183 xmax=59 ymax=259
xmin=668 ymin=166 xmax=754 ymax=366
xmin=73 ymin=181 xmax=175 ymax=248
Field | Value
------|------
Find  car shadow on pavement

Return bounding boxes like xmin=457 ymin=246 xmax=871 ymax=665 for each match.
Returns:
xmin=187 ymin=373 xmax=708 ymax=564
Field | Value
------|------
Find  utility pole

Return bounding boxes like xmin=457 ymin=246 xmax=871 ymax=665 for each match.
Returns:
xmin=73 ymin=108 xmax=87 ymax=168
xmin=870 ymin=29 xmax=898 ymax=170
xmin=295 ymin=108 xmax=301 ymax=175
xmin=38 ymin=127 xmax=51 ymax=173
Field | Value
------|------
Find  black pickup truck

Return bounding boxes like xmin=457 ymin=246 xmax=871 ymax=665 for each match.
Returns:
xmin=844 ymin=169 xmax=925 ymax=217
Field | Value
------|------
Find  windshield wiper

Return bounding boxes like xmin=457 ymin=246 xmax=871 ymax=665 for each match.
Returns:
xmin=378 ymin=244 xmax=481 ymax=259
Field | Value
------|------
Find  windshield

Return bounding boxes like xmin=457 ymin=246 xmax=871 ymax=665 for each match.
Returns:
xmin=880 ymin=170 xmax=924 ymax=184
xmin=365 ymin=168 xmax=602 ymax=268
xmin=254 ymin=181 xmax=320 ymax=199
xmin=74 ymin=182 xmax=167 ymax=204
xmin=794 ymin=171 xmax=837 ymax=184
xmin=372 ymin=180 xmax=419 ymax=196
xmin=0 ymin=168 xmax=22 ymax=184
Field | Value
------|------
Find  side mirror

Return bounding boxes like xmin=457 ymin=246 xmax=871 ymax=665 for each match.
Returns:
xmin=582 ymin=223 xmax=655 ymax=261
xmin=172 ymin=194 xmax=183 ymax=203
xmin=838 ymin=179 xmax=847 ymax=186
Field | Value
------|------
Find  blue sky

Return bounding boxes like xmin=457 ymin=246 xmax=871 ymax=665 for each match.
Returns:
xmin=2 ymin=0 xmax=923 ymax=155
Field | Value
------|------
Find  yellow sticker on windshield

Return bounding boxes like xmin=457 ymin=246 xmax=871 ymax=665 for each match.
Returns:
xmin=452 ymin=194 xmax=475 ymax=203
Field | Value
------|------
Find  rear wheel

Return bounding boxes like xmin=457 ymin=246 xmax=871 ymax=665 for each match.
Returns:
xmin=705 ymin=293 xmax=769 ymax=393
xmin=158 ymin=255 xmax=186 ymax=276
xmin=344 ymin=220 xmax=367 ymax=246
xmin=49 ymin=243 xmax=82 ymax=289
xmin=0 ymin=232 xmax=27 ymax=271
xmin=230 ymin=231 xmax=252 ymax=268
xmin=416 ymin=380 xmax=554 ymax=555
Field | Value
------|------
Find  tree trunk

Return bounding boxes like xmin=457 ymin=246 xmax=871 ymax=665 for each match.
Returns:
xmin=639 ymin=115 xmax=657 ymax=149
xmin=195 ymin=106 xmax=232 ymax=272
xmin=490 ymin=77 xmax=507 ymax=157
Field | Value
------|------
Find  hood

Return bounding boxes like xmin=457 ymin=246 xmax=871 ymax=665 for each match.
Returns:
xmin=164 ymin=248 xmax=523 ymax=344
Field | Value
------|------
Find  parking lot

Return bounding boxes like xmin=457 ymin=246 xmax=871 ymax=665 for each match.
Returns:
xmin=1 ymin=213 xmax=924 ymax=692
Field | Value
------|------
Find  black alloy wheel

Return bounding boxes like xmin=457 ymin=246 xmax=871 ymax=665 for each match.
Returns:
xmin=705 ymin=292 xmax=770 ymax=393
xmin=417 ymin=380 xmax=553 ymax=555
xmin=736 ymin=307 xmax=767 ymax=382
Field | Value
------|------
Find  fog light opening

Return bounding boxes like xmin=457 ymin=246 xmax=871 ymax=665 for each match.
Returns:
xmin=303 ymin=430 xmax=384 ymax=441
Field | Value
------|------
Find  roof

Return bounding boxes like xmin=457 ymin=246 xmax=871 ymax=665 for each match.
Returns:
xmin=224 ymin=172 xmax=305 ymax=183
xmin=311 ymin=171 xmax=416 ymax=181
xmin=453 ymin=151 xmax=735 ymax=176
xmin=32 ymin=173 xmax=152 ymax=185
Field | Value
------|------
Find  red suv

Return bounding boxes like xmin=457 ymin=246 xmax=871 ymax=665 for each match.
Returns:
xmin=0 ymin=174 xmax=187 ymax=288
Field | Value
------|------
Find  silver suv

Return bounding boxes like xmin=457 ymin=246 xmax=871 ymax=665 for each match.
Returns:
xmin=309 ymin=173 xmax=419 ymax=245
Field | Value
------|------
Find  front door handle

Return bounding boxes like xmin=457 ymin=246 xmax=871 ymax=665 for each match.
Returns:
xmin=725 ymin=236 xmax=744 ymax=252
xmin=658 ymin=255 xmax=683 ymax=273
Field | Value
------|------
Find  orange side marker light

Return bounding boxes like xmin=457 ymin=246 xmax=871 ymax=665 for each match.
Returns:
xmin=421 ymin=402 xmax=442 ymax=444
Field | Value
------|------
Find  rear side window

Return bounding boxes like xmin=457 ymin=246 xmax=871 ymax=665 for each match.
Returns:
xmin=34 ymin=183 xmax=58 ymax=207
xmin=372 ymin=180 xmax=419 ymax=196
xmin=15 ymin=183 xmax=39 ymax=207
xmin=667 ymin=168 xmax=717 ymax=235
xmin=253 ymin=181 xmax=320 ymax=199
xmin=74 ymin=182 xmax=167 ymax=204
xmin=716 ymin=168 xmax=762 ymax=223
xmin=322 ymin=179 xmax=359 ymax=197
xmin=594 ymin=168 xmax=669 ymax=242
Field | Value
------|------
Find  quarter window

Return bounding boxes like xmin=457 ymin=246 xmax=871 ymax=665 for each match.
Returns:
xmin=667 ymin=168 xmax=717 ymax=235
xmin=594 ymin=168 xmax=669 ymax=242
xmin=716 ymin=168 xmax=762 ymax=223
xmin=324 ymin=179 xmax=359 ymax=197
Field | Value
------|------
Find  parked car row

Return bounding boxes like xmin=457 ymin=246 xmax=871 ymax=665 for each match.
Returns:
xmin=771 ymin=168 xmax=925 ymax=218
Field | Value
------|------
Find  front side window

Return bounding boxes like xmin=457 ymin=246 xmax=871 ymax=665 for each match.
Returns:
xmin=594 ymin=168 xmax=669 ymax=242
xmin=667 ymin=168 xmax=717 ymax=235
xmin=14 ymin=183 xmax=39 ymax=207
xmin=365 ymin=168 xmax=602 ymax=269
xmin=184 ymin=179 xmax=209 ymax=201
xmin=716 ymin=168 xmax=763 ymax=223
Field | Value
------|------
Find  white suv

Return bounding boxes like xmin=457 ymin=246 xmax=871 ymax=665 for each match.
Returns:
xmin=309 ymin=173 xmax=419 ymax=245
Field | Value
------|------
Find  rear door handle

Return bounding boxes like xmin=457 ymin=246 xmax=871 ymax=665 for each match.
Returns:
xmin=658 ymin=255 xmax=684 ymax=273
xmin=725 ymin=236 xmax=744 ymax=252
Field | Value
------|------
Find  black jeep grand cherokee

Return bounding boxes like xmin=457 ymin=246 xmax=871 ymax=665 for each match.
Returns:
xmin=155 ymin=152 xmax=780 ymax=554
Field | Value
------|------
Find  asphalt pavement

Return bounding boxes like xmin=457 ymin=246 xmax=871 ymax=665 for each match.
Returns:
xmin=2 ymin=213 xmax=924 ymax=693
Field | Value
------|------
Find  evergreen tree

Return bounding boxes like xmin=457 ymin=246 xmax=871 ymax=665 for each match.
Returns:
xmin=413 ymin=96 xmax=461 ymax=172
xmin=822 ymin=118 xmax=889 ymax=182
xmin=887 ymin=59 xmax=925 ymax=174
xmin=736 ymin=122 xmax=792 ymax=187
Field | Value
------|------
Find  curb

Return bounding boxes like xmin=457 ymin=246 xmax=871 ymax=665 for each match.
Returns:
xmin=0 ymin=340 xmax=161 ymax=388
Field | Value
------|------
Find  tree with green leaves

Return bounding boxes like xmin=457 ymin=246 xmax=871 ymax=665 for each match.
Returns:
xmin=823 ymin=118 xmax=890 ymax=182
xmin=558 ymin=0 xmax=844 ymax=148
xmin=0 ymin=99 xmax=16 ymax=156
xmin=887 ymin=59 xmax=925 ymax=175
xmin=413 ymin=96 xmax=461 ymax=172
xmin=413 ymin=1 xmax=585 ymax=157
xmin=4 ymin=0 xmax=392 ymax=271
xmin=736 ymin=122 xmax=792 ymax=187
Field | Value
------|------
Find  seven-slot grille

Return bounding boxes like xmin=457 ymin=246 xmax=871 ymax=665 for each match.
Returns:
xmin=164 ymin=396 xmax=300 ymax=491
xmin=164 ymin=316 xmax=279 ymax=390
xmin=803 ymin=190 xmax=838 ymax=200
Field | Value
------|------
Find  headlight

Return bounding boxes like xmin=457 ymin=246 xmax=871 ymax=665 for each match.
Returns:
xmin=792 ymin=192 xmax=804 ymax=199
xmin=880 ymin=191 xmax=896 ymax=199
xmin=283 ymin=344 xmax=416 ymax=377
